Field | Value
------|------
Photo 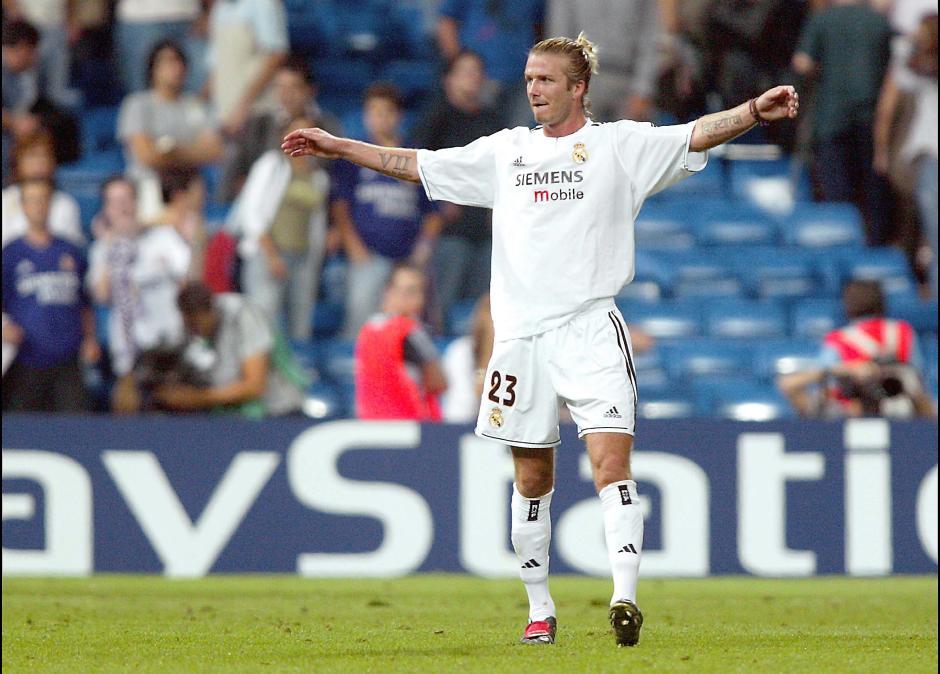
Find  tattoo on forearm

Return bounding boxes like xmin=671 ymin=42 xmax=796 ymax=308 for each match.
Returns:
xmin=702 ymin=114 xmax=745 ymax=136
xmin=378 ymin=151 xmax=412 ymax=176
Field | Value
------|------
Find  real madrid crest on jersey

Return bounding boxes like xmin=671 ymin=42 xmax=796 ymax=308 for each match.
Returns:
xmin=489 ymin=407 xmax=504 ymax=428
xmin=572 ymin=142 xmax=588 ymax=164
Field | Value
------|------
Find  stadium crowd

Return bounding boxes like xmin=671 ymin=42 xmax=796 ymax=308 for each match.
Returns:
xmin=1 ymin=0 xmax=937 ymax=420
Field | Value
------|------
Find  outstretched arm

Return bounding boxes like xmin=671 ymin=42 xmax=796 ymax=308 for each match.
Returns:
xmin=282 ymin=128 xmax=421 ymax=183
xmin=689 ymin=85 xmax=799 ymax=152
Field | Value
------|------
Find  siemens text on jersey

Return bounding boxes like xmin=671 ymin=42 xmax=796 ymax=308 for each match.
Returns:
xmin=514 ymin=170 xmax=584 ymax=186
xmin=515 ymin=169 xmax=586 ymax=203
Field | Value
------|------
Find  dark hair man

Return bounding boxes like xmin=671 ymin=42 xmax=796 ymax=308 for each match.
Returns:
xmin=778 ymin=280 xmax=934 ymax=419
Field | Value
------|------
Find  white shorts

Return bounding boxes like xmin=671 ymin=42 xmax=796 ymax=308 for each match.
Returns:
xmin=475 ymin=301 xmax=638 ymax=448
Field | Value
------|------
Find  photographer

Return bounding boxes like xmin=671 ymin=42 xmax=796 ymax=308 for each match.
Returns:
xmin=778 ymin=280 xmax=935 ymax=418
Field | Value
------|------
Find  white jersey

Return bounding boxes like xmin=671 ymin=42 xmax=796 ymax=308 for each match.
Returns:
xmin=417 ymin=119 xmax=706 ymax=340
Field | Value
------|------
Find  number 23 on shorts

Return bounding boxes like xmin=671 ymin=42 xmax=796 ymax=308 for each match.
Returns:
xmin=488 ymin=370 xmax=518 ymax=407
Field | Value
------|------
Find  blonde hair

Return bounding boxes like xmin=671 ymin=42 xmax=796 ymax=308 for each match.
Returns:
xmin=529 ymin=32 xmax=599 ymax=115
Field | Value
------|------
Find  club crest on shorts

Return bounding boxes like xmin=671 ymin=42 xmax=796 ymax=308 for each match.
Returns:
xmin=489 ymin=407 xmax=504 ymax=428
xmin=572 ymin=142 xmax=588 ymax=164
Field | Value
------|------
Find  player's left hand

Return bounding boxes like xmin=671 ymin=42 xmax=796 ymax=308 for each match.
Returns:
xmin=755 ymin=86 xmax=799 ymax=122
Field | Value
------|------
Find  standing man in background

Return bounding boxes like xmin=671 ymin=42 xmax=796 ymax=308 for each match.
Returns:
xmin=284 ymin=32 xmax=798 ymax=649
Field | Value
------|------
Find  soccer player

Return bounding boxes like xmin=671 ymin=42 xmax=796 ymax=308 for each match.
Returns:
xmin=283 ymin=33 xmax=799 ymax=648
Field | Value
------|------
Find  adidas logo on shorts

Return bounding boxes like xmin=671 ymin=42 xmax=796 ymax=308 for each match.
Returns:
xmin=603 ymin=406 xmax=622 ymax=419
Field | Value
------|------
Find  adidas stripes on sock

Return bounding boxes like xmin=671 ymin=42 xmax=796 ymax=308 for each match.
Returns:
xmin=510 ymin=484 xmax=556 ymax=621
xmin=599 ymin=479 xmax=644 ymax=605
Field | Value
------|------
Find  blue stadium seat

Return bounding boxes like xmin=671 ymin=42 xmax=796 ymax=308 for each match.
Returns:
xmin=888 ymin=297 xmax=939 ymax=333
xmin=303 ymin=380 xmax=346 ymax=419
xmin=340 ymin=110 xmax=367 ymax=141
xmin=633 ymin=250 xmax=676 ymax=290
xmin=655 ymin=249 xmax=743 ymax=298
xmin=923 ymin=334 xmax=938 ymax=398
xmin=447 ymin=299 xmax=477 ymax=336
xmin=659 ymin=339 xmax=754 ymax=378
xmin=702 ymin=381 xmax=796 ymax=420
xmin=838 ymin=247 xmax=916 ymax=297
xmin=72 ymin=192 xmax=101 ymax=233
xmin=719 ymin=246 xmax=818 ymax=300
xmin=312 ymin=58 xmax=374 ymax=102
xmin=617 ymin=279 xmax=664 ymax=302
xmin=378 ymin=60 xmax=438 ymax=106
xmin=287 ymin=0 xmax=343 ymax=57
xmin=673 ymin=275 xmax=744 ymax=299
xmin=703 ymin=300 xmax=787 ymax=339
xmin=790 ymin=298 xmax=845 ymax=339
xmin=321 ymin=338 xmax=356 ymax=385
xmin=319 ymin=256 xmax=347 ymax=304
xmin=753 ymin=339 xmax=821 ymax=380
xmin=57 ymin=149 xmax=125 ymax=192
xmin=782 ymin=202 xmax=865 ymax=248
xmin=727 ymin=157 xmax=791 ymax=201
xmin=80 ymin=106 xmax=120 ymax=154
xmin=617 ymin=300 xmax=702 ymax=339
xmin=390 ymin=1 xmax=436 ymax=59
xmin=637 ymin=394 xmax=696 ymax=419
xmin=291 ymin=338 xmax=321 ymax=371
xmin=634 ymin=206 xmax=694 ymax=250
xmin=313 ymin=301 xmax=344 ymax=338
xmin=693 ymin=203 xmax=779 ymax=247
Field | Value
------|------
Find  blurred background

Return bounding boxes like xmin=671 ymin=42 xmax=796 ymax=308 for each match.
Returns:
xmin=1 ymin=0 xmax=937 ymax=423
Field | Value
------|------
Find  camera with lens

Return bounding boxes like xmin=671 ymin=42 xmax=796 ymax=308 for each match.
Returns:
xmin=835 ymin=360 xmax=925 ymax=418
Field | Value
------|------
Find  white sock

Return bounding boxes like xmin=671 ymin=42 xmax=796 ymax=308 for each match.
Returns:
xmin=599 ymin=479 xmax=644 ymax=606
xmin=510 ymin=484 xmax=556 ymax=621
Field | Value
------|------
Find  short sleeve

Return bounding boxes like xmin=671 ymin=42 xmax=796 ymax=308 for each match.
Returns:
xmin=117 ymin=93 xmax=147 ymax=140
xmin=252 ymin=0 xmax=289 ymax=52
xmin=403 ymin=324 xmax=439 ymax=365
xmin=416 ymin=130 xmax=505 ymax=208
xmin=236 ymin=300 xmax=273 ymax=360
xmin=614 ymin=121 xmax=707 ymax=200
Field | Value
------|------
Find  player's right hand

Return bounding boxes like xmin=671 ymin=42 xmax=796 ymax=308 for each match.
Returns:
xmin=281 ymin=127 xmax=344 ymax=159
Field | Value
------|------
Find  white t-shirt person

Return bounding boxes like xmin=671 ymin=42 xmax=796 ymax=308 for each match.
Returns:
xmin=416 ymin=120 xmax=706 ymax=340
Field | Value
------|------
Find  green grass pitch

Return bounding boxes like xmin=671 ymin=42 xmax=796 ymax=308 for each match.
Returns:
xmin=2 ymin=575 xmax=936 ymax=673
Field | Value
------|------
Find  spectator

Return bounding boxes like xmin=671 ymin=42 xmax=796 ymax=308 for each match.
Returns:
xmin=114 ymin=0 xmax=202 ymax=94
xmin=874 ymin=13 xmax=938 ymax=299
xmin=2 ymin=129 xmax=82 ymax=247
xmin=3 ymin=0 xmax=81 ymax=108
xmin=547 ymin=0 xmax=660 ymax=121
xmin=706 ymin=1 xmax=807 ymax=112
xmin=158 ymin=167 xmax=207 ymax=280
xmin=2 ymin=19 xmax=80 ymax=169
xmin=3 ymin=18 xmax=42 ymax=184
xmin=330 ymin=83 xmax=443 ymax=339
xmin=2 ymin=177 xmax=99 ymax=412
xmin=410 ymin=50 xmax=500 ymax=322
xmin=229 ymin=114 xmax=331 ymax=342
xmin=778 ymin=279 xmax=934 ymax=418
xmin=154 ymin=281 xmax=306 ymax=416
xmin=793 ymin=0 xmax=894 ymax=245
xmin=218 ymin=53 xmax=341 ymax=202
xmin=436 ymin=0 xmax=544 ymax=127
xmin=87 ymin=176 xmax=189 ymax=388
xmin=207 ymin=0 xmax=288 ymax=138
xmin=117 ymin=39 xmax=222 ymax=222
xmin=355 ymin=262 xmax=446 ymax=421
